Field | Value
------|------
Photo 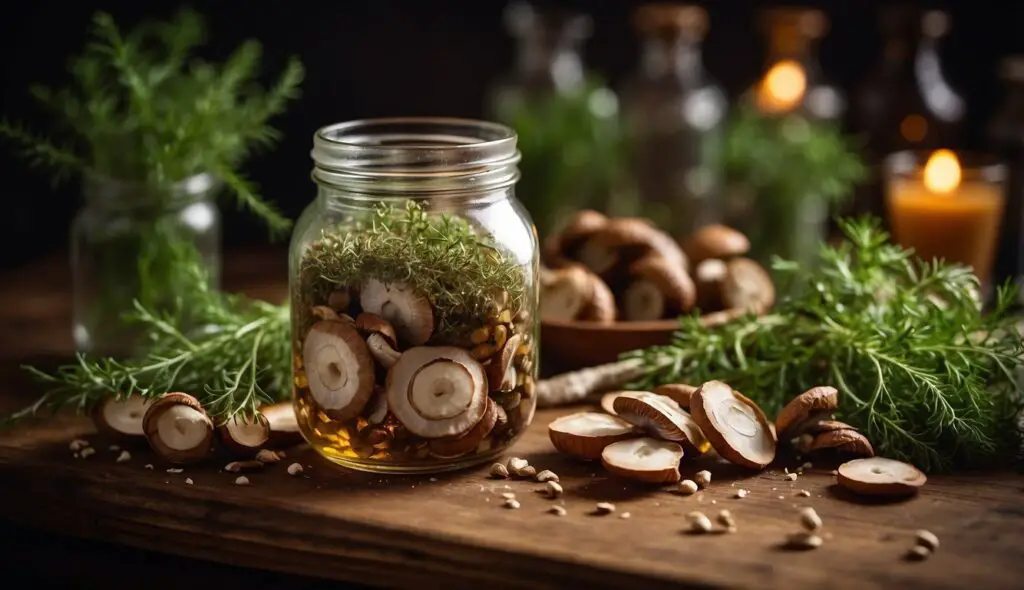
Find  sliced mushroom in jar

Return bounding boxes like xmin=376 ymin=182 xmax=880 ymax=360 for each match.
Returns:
xmin=360 ymin=279 xmax=435 ymax=346
xmin=486 ymin=333 xmax=522 ymax=392
xmin=429 ymin=398 xmax=500 ymax=457
xmin=303 ymin=320 xmax=377 ymax=422
xmin=386 ymin=346 xmax=489 ymax=439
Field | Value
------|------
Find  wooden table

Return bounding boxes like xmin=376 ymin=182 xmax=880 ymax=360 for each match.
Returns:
xmin=2 ymin=251 xmax=1023 ymax=589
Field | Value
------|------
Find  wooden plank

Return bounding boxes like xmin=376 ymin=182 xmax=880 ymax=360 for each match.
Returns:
xmin=1 ymin=403 xmax=1022 ymax=590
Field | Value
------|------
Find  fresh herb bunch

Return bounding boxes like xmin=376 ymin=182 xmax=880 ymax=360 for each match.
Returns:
xmin=627 ymin=217 xmax=1024 ymax=472
xmin=300 ymin=201 xmax=527 ymax=341
xmin=0 ymin=8 xmax=303 ymax=235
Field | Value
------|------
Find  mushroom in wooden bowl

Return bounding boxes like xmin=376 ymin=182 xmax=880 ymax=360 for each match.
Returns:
xmin=540 ymin=211 xmax=774 ymax=370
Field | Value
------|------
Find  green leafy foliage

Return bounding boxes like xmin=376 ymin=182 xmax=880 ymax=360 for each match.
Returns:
xmin=627 ymin=217 xmax=1024 ymax=472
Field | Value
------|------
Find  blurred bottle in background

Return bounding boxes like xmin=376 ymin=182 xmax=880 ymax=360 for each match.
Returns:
xmin=988 ymin=56 xmax=1024 ymax=303
xmin=854 ymin=7 xmax=965 ymax=220
xmin=618 ymin=4 xmax=727 ymax=241
xmin=487 ymin=1 xmax=632 ymax=238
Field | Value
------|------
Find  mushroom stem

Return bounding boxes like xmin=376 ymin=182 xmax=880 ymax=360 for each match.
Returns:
xmin=535 ymin=358 xmax=645 ymax=408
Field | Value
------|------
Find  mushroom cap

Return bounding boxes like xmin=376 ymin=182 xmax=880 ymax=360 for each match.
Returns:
xmin=804 ymin=419 xmax=855 ymax=435
xmin=218 ymin=414 xmax=271 ymax=456
xmin=386 ymin=346 xmax=489 ymax=438
xmin=694 ymin=258 xmax=728 ymax=312
xmin=560 ymin=209 xmax=611 ymax=252
xmin=547 ymin=411 xmax=638 ymax=460
xmin=355 ymin=313 xmax=398 ymax=347
xmin=722 ymin=257 xmax=775 ymax=314
xmin=807 ymin=429 xmax=874 ymax=457
xmin=690 ymin=381 xmax=776 ymax=469
xmin=428 ymin=398 xmax=500 ymax=458
xmin=600 ymin=390 xmax=682 ymax=416
xmin=360 ymin=279 xmax=435 ymax=346
xmin=578 ymin=218 xmax=688 ymax=277
xmin=303 ymin=320 xmax=377 ymax=422
xmin=142 ymin=392 xmax=214 ymax=465
xmin=836 ymin=457 xmax=927 ymax=497
xmin=540 ymin=265 xmax=593 ymax=321
xmin=775 ymin=386 xmax=840 ymax=436
xmin=652 ymin=383 xmax=698 ymax=410
xmin=684 ymin=224 xmax=750 ymax=265
xmin=622 ymin=255 xmax=697 ymax=320
xmin=579 ymin=270 xmax=617 ymax=323
xmin=612 ymin=392 xmax=709 ymax=453
xmin=261 ymin=402 xmax=304 ymax=448
xmin=601 ymin=437 xmax=684 ymax=484
xmin=92 ymin=395 xmax=152 ymax=439
xmin=366 ymin=332 xmax=402 ymax=369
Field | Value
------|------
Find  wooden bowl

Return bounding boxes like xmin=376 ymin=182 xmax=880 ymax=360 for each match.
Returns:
xmin=540 ymin=310 xmax=741 ymax=372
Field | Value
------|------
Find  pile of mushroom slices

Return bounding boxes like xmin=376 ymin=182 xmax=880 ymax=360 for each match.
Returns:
xmin=300 ymin=278 xmax=533 ymax=459
xmin=91 ymin=393 xmax=301 ymax=465
xmin=547 ymin=382 xmax=927 ymax=496
xmin=539 ymin=210 xmax=775 ymax=323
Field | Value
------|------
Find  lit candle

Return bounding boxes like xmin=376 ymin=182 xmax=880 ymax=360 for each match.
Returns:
xmin=885 ymin=149 xmax=1007 ymax=287
xmin=755 ymin=59 xmax=807 ymax=114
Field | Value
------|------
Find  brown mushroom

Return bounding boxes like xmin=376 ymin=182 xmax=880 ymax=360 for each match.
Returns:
xmin=355 ymin=313 xmax=402 ymax=369
xmin=539 ymin=265 xmax=592 ymax=321
xmin=683 ymin=224 xmax=750 ymax=266
xmin=386 ymin=346 xmax=489 ymax=439
xmin=775 ymin=386 xmax=839 ymax=437
xmin=693 ymin=258 xmax=728 ymax=312
xmin=360 ymin=279 xmax=435 ymax=346
xmin=652 ymin=383 xmax=698 ymax=410
xmin=836 ymin=457 xmax=927 ymax=497
xmin=621 ymin=255 xmax=697 ymax=321
xmin=544 ymin=209 xmax=609 ymax=264
xmin=612 ymin=392 xmax=709 ymax=454
xmin=601 ymin=437 xmax=684 ymax=484
xmin=547 ymin=411 xmax=638 ymax=460
xmin=219 ymin=414 xmax=271 ymax=457
xmin=803 ymin=419 xmax=856 ymax=435
xmin=578 ymin=272 xmax=617 ymax=323
xmin=92 ymin=395 xmax=152 ymax=441
xmin=690 ymin=381 xmax=776 ymax=469
xmin=487 ymin=333 xmax=522 ymax=392
xmin=577 ymin=218 xmax=688 ymax=279
xmin=365 ymin=387 xmax=389 ymax=425
xmin=142 ymin=392 xmax=214 ymax=465
xmin=303 ymin=320 xmax=377 ymax=422
xmin=722 ymin=257 xmax=775 ymax=314
xmin=429 ymin=398 xmax=500 ymax=457
xmin=801 ymin=428 xmax=874 ymax=457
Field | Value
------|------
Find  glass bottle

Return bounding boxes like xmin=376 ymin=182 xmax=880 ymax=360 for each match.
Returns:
xmin=487 ymin=1 xmax=628 ymax=238
xmin=289 ymin=118 xmax=538 ymax=474
xmin=988 ymin=56 xmax=1024 ymax=302
xmin=71 ymin=172 xmax=220 ymax=358
xmin=618 ymin=4 xmax=727 ymax=240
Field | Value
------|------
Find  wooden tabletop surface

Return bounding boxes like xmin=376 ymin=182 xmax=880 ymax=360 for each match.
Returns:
xmin=1 ymin=251 xmax=1023 ymax=589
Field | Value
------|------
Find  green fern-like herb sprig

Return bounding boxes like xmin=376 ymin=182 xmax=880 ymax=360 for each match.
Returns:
xmin=300 ymin=201 xmax=528 ymax=342
xmin=627 ymin=217 xmax=1024 ymax=472
xmin=0 ymin=8 xmax=303 ymax=235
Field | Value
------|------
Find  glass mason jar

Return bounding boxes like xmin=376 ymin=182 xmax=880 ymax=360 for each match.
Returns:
xmin=71 ymin=172 xmax=221 ymax=358
xmin=289 ymin=118 xmax=539 ymax=474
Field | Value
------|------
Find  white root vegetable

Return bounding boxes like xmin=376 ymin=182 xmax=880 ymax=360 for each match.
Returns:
xmin=535 ymin=358 xmax=645 ymax=407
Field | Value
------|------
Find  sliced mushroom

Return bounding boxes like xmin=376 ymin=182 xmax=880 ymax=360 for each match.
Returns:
xmin=690 ymin=381 xmax=776 ymax=469
xmin=260 ymin=402 xmax=304 ymax=447
xmin=429 ymin=398 xmax=499 ymax=458
xmin=303 ymin=320 xmax=376 ymax=422
xmin=360 ymin=279 xmax=435 ymax=346
xmin=613 ymin=392 xmax=709 ymax=454
xmin=547 ymin=411 xmax=638 ymax=460
xmin=802 ymin=429 xmax=875 ymax=457
xmin=683 ymin=224 xmax=750 ymax=266
xmin=219 ymin=414 xmax=271 ymax=457
xmin=722 ymin=257 xmax=775 ymax=314
xmin=622 ymin=256 xmax=696 ymax=321
xmin=577 ymin=218 xmax=688 ymax=279
xmin=366 ymin=387 xmax=389 ymax=425
xmin=803 ymin=419 xmax=855 ymax=435
xmin=651 ymin=383 xmax=698 ymax=410
xmin=600 ymin=390 xmax=681 ymax=416
xmin=92 ymin=395 xmax=152 ymax=441
xmin=694 ymin=258 xmax=728 ymax=312
xmin=601 ymin=437 xmax=684 ymax=484
xmin=386 ymin=346 xmax=489 ymax=438
xmin=487 ymin=333 xmax=522 ymax=392
xmin=775 ymin=386 xmax=839 ymax=437
xmin=355 ymin=312 xmax=402 ymax=369
xmin=539 ymin=265 xmax=592 ymax=321
xmin=836 ymin=457 xmax=927 ymax=497
xmin=142 ymin=392 xmax=214 ymax=465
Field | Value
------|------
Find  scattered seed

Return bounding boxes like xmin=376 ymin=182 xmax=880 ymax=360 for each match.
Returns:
xmin=224 ymin=460 xmax=263 ymax=473
xmin=620 ymin=512 xmax=631 ymax=520
xmin=830 ymin=469 xmax=838 ymax=475
xmin=108 ymin=444 xmax=120 ymax=451
xmin=507 ymin=457 xmax=529 ymax=473
xmin=490 ymin=463 xmax=510 ymax=479
xmin=503 ymin=498 xmax=521 ymax=509
xmin=166 ymin=468 xmax=183 ymax=474
xmin=234 ymin=476 xmax=250 ymax=486
xmin=687 ymin=511 xmax=713 ymax=533
xmin=185 ymin=478 xmax=194 ymax=485
xmin=429 ymin=477 xmax=438 ymax=482
xmin=785 ymin=473 xmax=798 ymax=481
xmin=801 ymin=462 xmax=813 ymax=470
xmin=787 ymin=531 xmax=823 ymax=550
xmin=69 ymin=439 xmax=89 ymax=452
xmin=799 ymin=507 xmax=823 ymax=532
xmin=144 ymin=464 xmax=154 ymax=470
xmin=535 ymin=469 xmax=559 ymax=483
xmin=694 ymin=470 xmax=712 ymax=488
xmin=784 ymin=467 xmax=789 ymax=474
xmin=678 ymin=479 xmax=699 ymax=495
xmin=549 ymin=505 xmax=567 ymax=516
xmin=797 ymin=490 xmax=811 ymax=497
xmin=79 ymin=447 xmax=96 ymax=459
xmin=72 ymin=452 xmax=79 ymax=459
xmin=595 ymin=502 xmax=616 ymax=515
xmin=915 ymin=530 xmax=940 ymax=552
xmin=115 ymin=450 xmax=131 ymax=463
xmin=501 ymin=492 xmax=517 ymax=500
xmin=255 ymin=449 xmax=282 ymax=463
xmin=717 ymin=509 xmax=737 ymax=532
xmin=287 ymin=463 xmax=304 ymax=476
xmin=778 ymin=495 xmax=785 ymax=499
xmin=734 ymin=489 xmax=748 ymax=499
xmin=907 ymin=545 xmax=932 ymax=561
xmin=710 ymin=499 xmax=717 ymax=504
xmin=542 ymin=481 xmax=563 ymax=499
xmin=518 ymin=465 xmax=537 ymax=478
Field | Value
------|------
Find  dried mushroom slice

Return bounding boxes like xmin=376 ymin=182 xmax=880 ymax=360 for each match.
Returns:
xmin=775 ymin=386 xmax=839 ymax=437
xmin=142 ymin=392 xmax=214 ymax=464
xmin=600 ymin=390 xmax=681 ymax=416
xmin=547 ymin=411 xmax=638 ymax=460
xmin=260 ymin=402 xmax=303 ymax=447
xmin=722 ymin=257 xmax=775 ymax=314
xmin=219 ymin=414 xmax=270 ymax=456
xmin=386 ymin=346 xmax=489 ymax=439
xmin=303 ymin=320 xmax=376 ymax=422
xmin=360 ymin=279 xmax=435 ymax=346
xmin=613 ymin=392 xmax=709 ymax=454
xmin=694 ymin=258 xmax=727 ymax=312
xmin=803 ymin=429 xmax=874 ymax=457
xmin=690 ymin=381 xmax=776 ymax=469
xmin=487 ymin=333 xmax=522 ymax=392
xmin=355 ymin=312 xmax=402 ymax=369
xmin=539 ymin=265 xmax=592 ymax=321
xmin=429 ymin=398 xmax=499 ymax=457
xmin=683 ymin=224 xmax=750 ymax=266
xmin=836 ymin=457 xmax=926 ymax=497
xmin=622 ymin=256 xmax=696 ymax=321
xmin=92 ymin=395 xmax=152 ymax=440
xmin=601 ymin=437 xmax=684 ymax=484
xmin=652 ymin=383 xmax=698 ymax=410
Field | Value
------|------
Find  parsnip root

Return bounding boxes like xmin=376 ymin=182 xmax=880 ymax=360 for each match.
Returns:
xmin=536 ymin=358 xmax=645 ymax=407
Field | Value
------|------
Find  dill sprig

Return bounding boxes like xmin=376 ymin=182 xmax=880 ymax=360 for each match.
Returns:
xmin=299 ymin=201 xmax=527 ymax=341
xmin=627 ymin=217 xmax=1024 ymax=472
xmin=0 ymin=8 xmax=303 ymax=235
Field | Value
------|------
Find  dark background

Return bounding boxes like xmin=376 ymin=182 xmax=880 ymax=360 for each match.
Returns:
xmin=1 ymin=0 xmax=1022 ymax=271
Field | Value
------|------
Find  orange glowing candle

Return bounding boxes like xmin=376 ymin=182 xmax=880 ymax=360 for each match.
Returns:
xmin=884 ymin=150 xmax=1007 ymax=286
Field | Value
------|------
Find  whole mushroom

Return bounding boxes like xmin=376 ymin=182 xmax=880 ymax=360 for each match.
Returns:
xmin=621 ymin=255 xmax=697 ymax=321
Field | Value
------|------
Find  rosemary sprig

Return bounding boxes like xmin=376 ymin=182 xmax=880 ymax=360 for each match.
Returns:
xmin=627 ymin=217 xmax=1024 ymax=472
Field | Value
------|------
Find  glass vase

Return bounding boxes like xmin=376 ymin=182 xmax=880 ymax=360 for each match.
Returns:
xmin=71 ymin=172 xmax=221 ymax=358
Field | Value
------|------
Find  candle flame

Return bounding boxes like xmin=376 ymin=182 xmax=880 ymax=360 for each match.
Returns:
xmin=923 ymin=149 xmax=961 ymax=194
xmin=757 ymin=60 xmax=806 ymax=114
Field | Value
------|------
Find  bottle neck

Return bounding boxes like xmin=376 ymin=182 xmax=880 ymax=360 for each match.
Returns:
xmin=640 ymin=35 xmax=704 ymax=83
